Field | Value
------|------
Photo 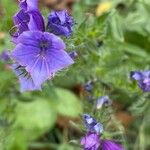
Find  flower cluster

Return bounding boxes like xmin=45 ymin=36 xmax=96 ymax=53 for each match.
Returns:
xmin=81 ymin=114 xmax=124 ymax=150
xmin=10 ymin=0 xmax=74 ymax=92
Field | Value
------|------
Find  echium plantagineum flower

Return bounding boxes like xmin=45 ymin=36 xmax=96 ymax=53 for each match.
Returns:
xmin=81 ymin=114 xmax=124 ymax=150
xmin=12 ymin=31 xmax=74 ymax=87
xmin=47 ymin=10 xmax=74 ymax=37
xmin=96 ymin=96 xmax=112 ymax=109
xmin=84 ymin=81 xmax=93 ymax=92
xmin=69 ymin=51 xmax=78 ymax=59
xmin=130 ymin=70 xmax=150 ymax=92
xmin=83 ymin=114 xmax=104 ymax=134
xmin=13 ymin=0 xmax=45 ymax=40
xmin=10 ymin=0 xmax=74 ymax=92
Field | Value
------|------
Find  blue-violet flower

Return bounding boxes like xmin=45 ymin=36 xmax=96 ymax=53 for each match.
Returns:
xmin=12 ymin=31 xmax=74 ymax=86
xmin=0 ymin=50 xmax=10 ymax=62
xmin=96 ymin=96 xmax=112 ymax=109
xmin=130 ymin=70 xmax=150 ymax=92
xmin=81 ymin=133 xmax=100 ymax=150
xmin=47 ymin=10 xmax=74 ymax=37
xmin=83 ymin=114 xmax=104 ymax=134
xmin=13 ymin=0 xmax=45 ymax=39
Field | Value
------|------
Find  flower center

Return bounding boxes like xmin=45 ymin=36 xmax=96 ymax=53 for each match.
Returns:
xmin=39 ymin=40 xmax=49 ymax=50
xmin=38 ymin=40 xmax=51 ymax=58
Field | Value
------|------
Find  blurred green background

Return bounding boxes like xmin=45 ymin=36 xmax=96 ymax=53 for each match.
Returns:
xmin=0 ymin=0 xmax=150 ymax=150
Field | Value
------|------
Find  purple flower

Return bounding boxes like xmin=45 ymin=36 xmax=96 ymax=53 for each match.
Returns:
xmin=81 ymin=115 xmax=124 ymax=150
xmin=13 ymin=9 xmax=30 ymax=36
xmin=0 ymin=50 xmax=10 ymax=62
xmin=12 ymin=31 xmax=74 ymax=86
xmin=83 ymin=114 xmax=103 ymax=134
xmin=12 ymin=64 xmax=41 ymax=92
xmin=102 ymin=140 xmax=124 ymax=150
xmin=84 ymin=81 xmax=93 ymax=92
xmin=96 ymin=96 xmax=112 ymax=109
xmin=81 ymin=134 xmax=124 ymax=150
xmin=81 ymin=133 xmax=100 ymax=150
xmin=27 ymin=10 xmax=45 ymax=31
xmin=47 ymin=10 xmax=74 ymax=37
xmin=130 ymin=71 xmax=150 ymax=92
xmin=69 ymin=51 xmax=78 ymax=59
xmin=12 ymin=0 xmax=45 ymax=39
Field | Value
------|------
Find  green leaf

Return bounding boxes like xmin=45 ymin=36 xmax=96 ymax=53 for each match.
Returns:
xmin=6 ymin=131 xmax=28 ymax=150
xmin=14 ymin=98 xmax=57 ymax=140
xmin=58 ymin=144 xmax=76 ymax=150
xmin=51 ymin=88 xmax=82 ymax=117
xmin=107 ymin=10 xmax=124 ymax=42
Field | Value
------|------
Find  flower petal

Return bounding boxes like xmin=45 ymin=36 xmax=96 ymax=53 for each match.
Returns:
xmin=17 ymin=31 xmax=43 ymax=47
xmin=29 ymin=49 xmax=74 ymax=86
xmin=20 ymin=0 xmax=39 ymax=11
xmin=12 ymin=64 xmax=41 ymax=92
xmin=44 ymin=32 xmax=66 ymax=50
xmin=19 ymin=76 xmax=41 ymax=92
xmin=130 ymin=71 xmax=143 ymax=81
xmin=102 ymin=140 xmax=124 ymax=150
xmin=28 ymin=59 xmax=53 ymax=86
xmin=81 ymin=133 xmax=100 ymax=150
xmin=28 ymin=10 xmax=45 ymax=31
xmin=13 ymin=9 xmax=30 ymax=35
xmin=12 ymin=44 xmax=40 ymax=67
xmin=46 ymin=48 xmax=74 ymax=74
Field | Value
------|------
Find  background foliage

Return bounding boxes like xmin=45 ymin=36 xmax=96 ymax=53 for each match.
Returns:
xmin=0 ymin=0 xmax=150 ymax=150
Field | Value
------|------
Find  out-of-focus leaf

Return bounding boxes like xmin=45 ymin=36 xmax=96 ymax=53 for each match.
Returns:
xmin=58 ymin=144 xmax=76 ymax=150
xmin=14 ymin=98 xmax=56 ymax=139
xmin=0 ymin=0 xmax=17 ymax=31
xmin=107 ymin=10 xmax=124 ymax=42
xmin=6 ymin=130 xmax=28 ymax=150
xmin=50 ymin=88 xmax=82 ymax=117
